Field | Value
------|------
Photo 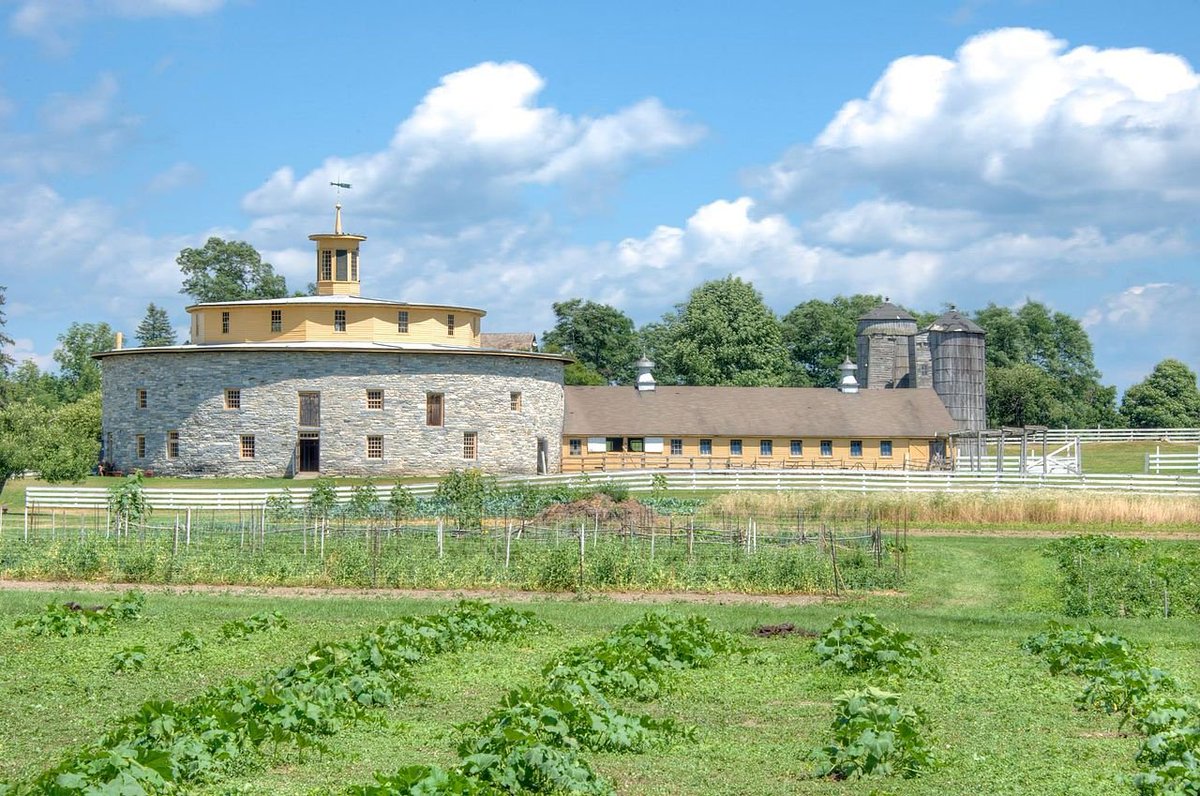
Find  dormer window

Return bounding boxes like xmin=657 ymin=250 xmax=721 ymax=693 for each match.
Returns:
xmin=321 ymin=251 xmax=333 ymax=281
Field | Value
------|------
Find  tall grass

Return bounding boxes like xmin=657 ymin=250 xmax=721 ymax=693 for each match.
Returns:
xmin=706 ymin=490 xmax=1200 ymax=530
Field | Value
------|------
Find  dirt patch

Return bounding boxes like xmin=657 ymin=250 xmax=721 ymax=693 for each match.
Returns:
xmin=536 ymin=494 xmax=653 ymax=523
xmin=751 ymin=622 xmax=820 ymax=638
xmin=0 ymin=578 xmax=845 ymax=606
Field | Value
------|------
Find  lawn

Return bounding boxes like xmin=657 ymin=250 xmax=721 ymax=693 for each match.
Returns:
xmin=1082 ymin=441 xmax=1199 ymax=474
xmin=2 ymin=533 xmax=1197 ymax=794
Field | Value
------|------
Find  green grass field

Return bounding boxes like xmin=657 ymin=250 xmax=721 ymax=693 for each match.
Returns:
xmin=2 ymin=534 xmax=1197 ymax=794
xmin=1082 ymin=441 xmax=1199 ymax=474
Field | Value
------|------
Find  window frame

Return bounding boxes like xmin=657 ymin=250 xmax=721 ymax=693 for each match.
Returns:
xmin=569 ymin=438 xmax=582 ymax=456
xmin=350 ymin=250 xmax=359 ymax=282
xmin=221 ymin=311 xmax=230 ymax=334
xmin=447 ymin=313 xmax=455 ymax=336
xmin=224 ymin=388 xmax=241 ymax=410
xmin=426 ymin=392 xmax=444 ymax=427
xmin=605 ymin=437 xmax=624 ymax=453
xmin=670 ymin=438 xmax=683 ymax=456
xmin=790 ymin=439 xmax=803 ymax=457
xmin=239 ymin=434 xmax=255 ymax=460
xmin=298 ymin=391 xmax=321 ymax=427
xmin=850 ymin=440 xmax=863 ymax=458
xmin=627 ymin=437 xmax=645 ymax=453
xmin=730 ymin=439 xmax=743 ymax=456
xmin=462 ymin=431 xmax=477 ymax=460
xmin=166 ymin=430 xmax=180 ymax=460
xmin=699 ymin=438 xmax=712 ymax=456
xmin=270 ymin=309 xmax=282 ymax=333
xmin=510 ymin=391 xmax=521 ymax=411
xmin=880 ymin=440 xmax=893 ymax=458
xmin=760 ymin=439 xmax=773 ymax=457
xmin=136 ymin=388 xmax=147 ymax=409
xmin=397 ymin=310 xmax=409 ymax=333
xmin=136 ymin=435 xmax=145 ymax=459
xmin=365 ymin=389 xmax=384 ymax=410
xmin=333 ymin=309 xmax=347 ymax=332
xmin=820 ymin=440 xmax=833 ymax=457
xmin=366 ymin=435 xmax=384 ymax=459
xmin=321 ymin=250 xmax=333 ymax=281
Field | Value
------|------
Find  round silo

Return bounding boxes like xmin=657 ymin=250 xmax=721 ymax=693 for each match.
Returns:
xmin=927 ymin=309 xmax=987 ymax=430
xmin=856 ymin=301 xmax=918 ymax=389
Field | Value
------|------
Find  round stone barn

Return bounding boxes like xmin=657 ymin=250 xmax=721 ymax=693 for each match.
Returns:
xmin=97 ymin=207 xmax=567 ymax=477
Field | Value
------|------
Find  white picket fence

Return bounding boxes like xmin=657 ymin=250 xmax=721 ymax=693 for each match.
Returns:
xmin=22 ymin=468 xmax=1200 ymax=515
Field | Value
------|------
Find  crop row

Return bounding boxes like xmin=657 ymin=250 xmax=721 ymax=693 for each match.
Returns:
xmin=14 ymin=590 xmax=146 ymax=637
xmin=1 ymin=600 xmax=546 ymax=795
xmin=349 ymin=611 xmax=742 ymax=795
xmin=810 ymin=613 xmax=938 ymax=780
xmin=1024 ymin=622 xmax=1200 ymax=794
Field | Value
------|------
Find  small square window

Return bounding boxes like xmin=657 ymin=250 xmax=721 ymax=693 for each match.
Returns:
xmin=463 ymin=431 xmax=477 ymax=460
xmin=510 ymin=391 xmax=521 ymax=411
xmin=224 ymin=388 xmax=241 ymax=410
xmin=790 ymin=440 xmax=802 ymax=457
xmin=270 ymin=309 xmax=282 ymax=333
xmin=136 ymin=388 xmax=147 ymax=409
xmin=760 ymin=439 xmax=773 ymax=457
xmin=730 ymin=439 xmax=743 ymax=456
xmin=221 ymin=311 xmax=230 ymax=334
xmin=397 ymin=310 xmax=409 ymax=333
xmin=880 ymin=440 xmax=893 ymax=457
xmin=334 ymin=309 xmax=346 ymax=332
xmin=850 ymin=440 xmax=863 ymax=457
xmin=820 ymin=440 xmax=833 ymax=457
xmin=606 ymin=437 xmax=624 ymax=452
xmin=167 ymin=430 xmax=180 ymax=459
xmin=366 ymin=389 xmax=383 ymax=410
xmin=426 ymin=393 xmax=444 ymax=426
xmin=447 ymin=314 xmax=455 ymax=336
xmin=569 ymin=438 xmax=582 ymax=456
xmin=367 ymin=435 xmax=383 ymax=459
xmin=700 ymin=439 xmax=712 ymax=456
xmin=670 ymin=438 xmax=683 ymax=455
xmin=628 ymin=437 xmax=645 ymax=453
xmin=136 ymin=435 xmax=145 ymax=459
xmin=240 ymin=435 xmax=255 ymax=459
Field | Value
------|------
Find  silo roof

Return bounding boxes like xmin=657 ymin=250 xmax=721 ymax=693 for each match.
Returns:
xmin=927 ymin=309 xmax=985 ymax=334
xmin=858 ymin=301 xmax=916 ymax=322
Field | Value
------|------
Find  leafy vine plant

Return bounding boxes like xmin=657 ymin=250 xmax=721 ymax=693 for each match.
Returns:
xmin=106 ymin=470 xmax=151 ymax=536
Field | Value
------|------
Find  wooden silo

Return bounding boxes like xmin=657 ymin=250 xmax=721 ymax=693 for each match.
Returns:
xmin=928 ymin=309 xmax=987 ymax=430
xmin=856 ymin=301 xmax=919 ymax=389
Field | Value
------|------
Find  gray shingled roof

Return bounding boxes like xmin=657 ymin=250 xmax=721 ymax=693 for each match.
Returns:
xmin=858 ymin=301 xmax=916 ymax=322
xmin=481 ymin=332 xmax=537 ymax=351
xmin=564 ymin=386 xmax=955 ymax=437
xmin=927 ymin=309 xmax=985 ymax=334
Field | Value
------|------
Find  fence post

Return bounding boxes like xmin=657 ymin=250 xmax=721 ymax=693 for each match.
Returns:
xmin=437 ymin=517 xmax=444 ymax=559
xmin=505 ymin=522 xmax=512 ymax=570
xmin=579 ymin=521 xmax=586 ymax=589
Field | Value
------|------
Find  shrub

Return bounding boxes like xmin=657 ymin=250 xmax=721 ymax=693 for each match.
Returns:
xmin=811 ymin=687 xmax=937 ymax=780
xmin=815 ymin=614 xmax=931 ymax=676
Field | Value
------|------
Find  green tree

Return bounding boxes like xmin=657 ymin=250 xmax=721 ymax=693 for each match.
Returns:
xmin=135 ymin=303 xmax=177 ymax=347
xmin=0 ymin=284 xmax=13 ymax=381
xmin=0 ymin=402 xmax=35 ymax=499
xmin=1120 ymin=359 xmax=1200 ymax=428
xmin=53 ymin=322 xmax=115 ymax=402
xmin=662 ymin=277 xmax=791 ymax=386
xmin=542 ymin=299 xmax=639 ymax=385
xmin=636 ymin=315 xmax=682 ymax=387
xmin=974 ymin=301 xmax=1119 ymax=427
xmin=31 ymin=393 xmax=101 ymax=482
xmin=780 ymin=294 xmax=883 ymax=387
xmin=178 ymin=237 xmax=288 ymax=303
xmin=3 ymin=360 xmax=63 ymax=408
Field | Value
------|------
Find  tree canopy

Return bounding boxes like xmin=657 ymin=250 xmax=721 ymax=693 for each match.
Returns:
xmin=135 ymin=303 xmax=177 ymax=347
xmin=1120 ymin=359 xmax=1200 ymax=428
xmin=53 ymin=322 xmax=115 ymax=403
xmin=780 ymin=294 xmax=883 ymax=387
xmin=542 ymin=299 xmax=639 ymax=385
xmin=659 ymin=277 xmax=792 ymax=386
xmin=178 ymin=237 xmax=288 ymax=304
xmin=0 ymin=285 xmax=13 ymax=381
xmin=974 ymin=301 xmax=1120 ymax=428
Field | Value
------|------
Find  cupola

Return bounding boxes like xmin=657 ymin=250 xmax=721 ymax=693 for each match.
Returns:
xmin=308 ymin=204 xmax=367 ymax=296
xmin=838 ymin=357 xmax=859 ymax=393
xmin=635 ymin=355 xmax=657 ymax=392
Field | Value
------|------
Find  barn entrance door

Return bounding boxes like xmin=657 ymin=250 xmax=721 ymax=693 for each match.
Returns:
xmin=299 ymin=432 xmax=320 ymax=473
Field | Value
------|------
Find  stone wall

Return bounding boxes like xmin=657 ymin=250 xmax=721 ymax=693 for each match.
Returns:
xmin=100 ymin=349 xmax=565 ymax=477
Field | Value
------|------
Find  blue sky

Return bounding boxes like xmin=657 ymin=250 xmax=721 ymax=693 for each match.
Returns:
xmin=1 ymin=0 xmax=1197 ymax=392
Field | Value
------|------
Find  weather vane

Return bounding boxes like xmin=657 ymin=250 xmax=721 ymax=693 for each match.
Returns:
xmin=330 ymin=180 xmax=352 ymax=195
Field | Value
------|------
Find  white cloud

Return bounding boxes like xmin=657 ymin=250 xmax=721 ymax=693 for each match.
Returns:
xmin=761 ymin=28 xmax=1200 ymax=228
xmin=1081 ymin=282 xmax=1192 ymax=331
xmin=242 ymin=61 xmax=703 ymax=228
xmin=1081 ymin=283 xmax=1200 ymax=388
xmin=146 ymin=161 xmax=203 ymax=193
xmin=2 ymin=337 xmax=55 ymax=371
xmin=10 ymin=0 xmax=225 ymax=52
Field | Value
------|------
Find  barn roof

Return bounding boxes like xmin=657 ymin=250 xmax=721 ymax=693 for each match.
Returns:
xmin=564 ymin=386 xmax=955 ymax=437
xmin=480 ymin=332 xmax=537 ymax=351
